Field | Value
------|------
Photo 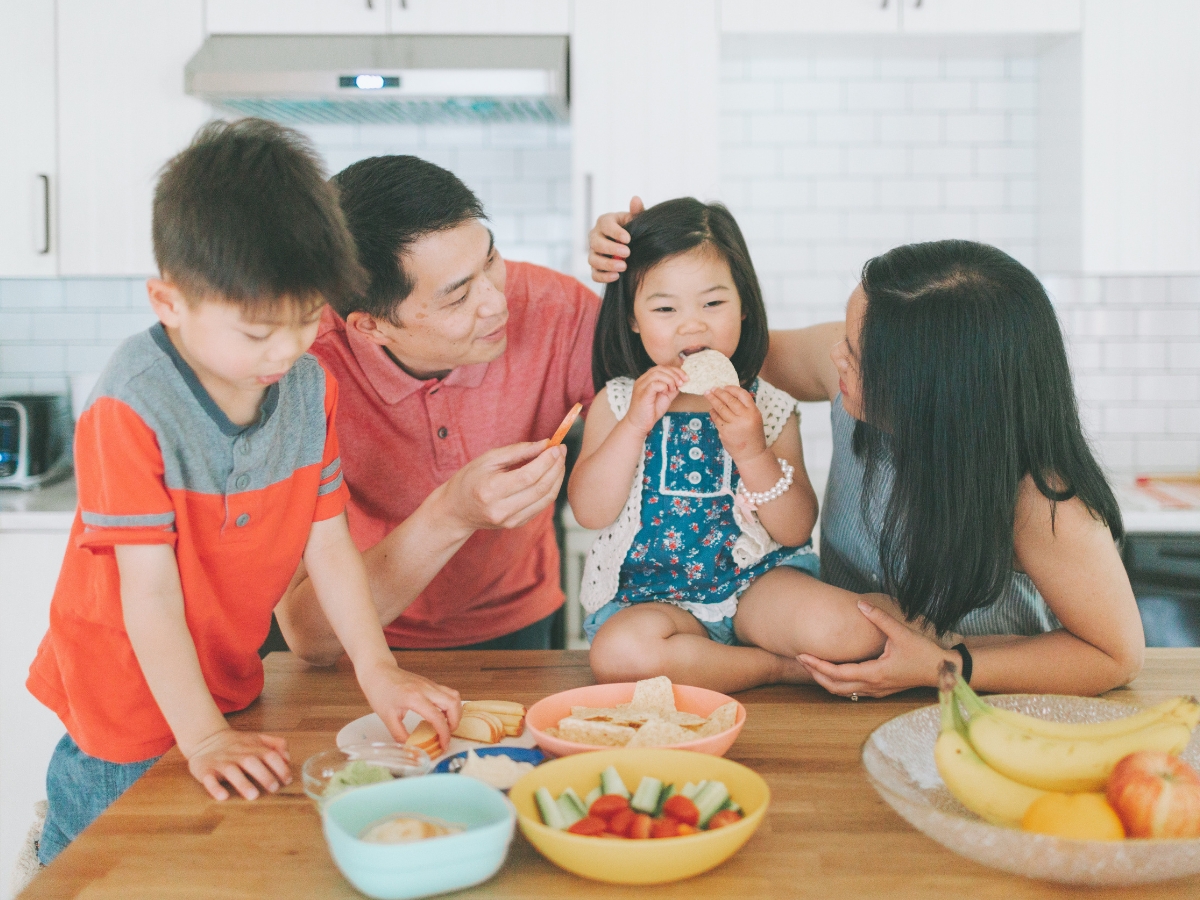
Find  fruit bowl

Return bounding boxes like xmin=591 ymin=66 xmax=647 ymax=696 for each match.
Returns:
xmin=862 ymin=695 xmax=1200 ymax=886
xmin=508 ymin=747 xmax=768 ymax=884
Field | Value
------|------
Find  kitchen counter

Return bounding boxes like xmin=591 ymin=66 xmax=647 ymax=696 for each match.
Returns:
xmin=21 ymin=649 xmax=1200 ymax=899
xmin=0 ymin=478 xmax=76 ymax=531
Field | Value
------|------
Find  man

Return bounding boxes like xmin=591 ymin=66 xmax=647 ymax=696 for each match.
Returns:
xmin=275 ymin=156 xmax=599 ymax=663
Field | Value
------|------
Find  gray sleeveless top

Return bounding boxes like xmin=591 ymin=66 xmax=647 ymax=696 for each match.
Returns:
xmin=819 ymin=395 xmax=1060 ymax=637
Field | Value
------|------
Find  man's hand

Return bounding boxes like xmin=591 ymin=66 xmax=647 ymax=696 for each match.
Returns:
xmin=588 ymin=196 xmax=644 ymax=283
xmin=442 ymin=440 xmax=567 ymax=531
xmin=357 ymin=660 xmax=462 ymax=751
xmin=184 ymin=728 xmax=292 ymax=801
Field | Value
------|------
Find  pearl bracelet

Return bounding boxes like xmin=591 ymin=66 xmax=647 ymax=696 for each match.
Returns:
xmin=737 ymin=458 xmax=795 ymax=510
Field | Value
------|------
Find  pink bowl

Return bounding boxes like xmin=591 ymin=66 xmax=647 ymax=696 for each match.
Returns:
xmin=526 ymin=683 xmax=746 ymax=758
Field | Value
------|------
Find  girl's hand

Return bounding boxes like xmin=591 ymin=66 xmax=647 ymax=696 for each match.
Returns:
xmin=798 ymin=601 xmax=956 ymax=698
xmin=358 ymin=660 xmax=463 ymax=751
xmin=706 ymin=385 xmax=767 ymax=462
xmin=625 ymin=365 xmax=686 ymax=436
xmin=185 ymin=728 xmax=292 ymax=801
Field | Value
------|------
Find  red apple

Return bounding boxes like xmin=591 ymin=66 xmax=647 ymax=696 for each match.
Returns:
xmin=1106 ymin=751 xmax=1200 ymax=838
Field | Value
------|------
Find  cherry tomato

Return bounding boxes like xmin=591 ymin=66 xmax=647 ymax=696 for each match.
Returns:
xmin=650 ymin=817 xmax=680 ymax=838
xmin=567 ymin=816 xmax=607 ymax=836
xmin=705 ymin=809 xmax=743 ymax=830
xmin=588 ymin=794 xmax=631 ymax=821
xmin=607 ymin=808 xmax=635 ymax=836
xmin=628 ymin=813 xmax=653 ymax=839
xmin=677 ymin=823 xmax=699 ymax=835
xmin=662 ymin=795 xmax=700 ymax=827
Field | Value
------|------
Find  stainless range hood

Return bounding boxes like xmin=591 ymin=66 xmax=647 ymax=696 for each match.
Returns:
xmin=185 ymin=35 xmax=568 ymax=125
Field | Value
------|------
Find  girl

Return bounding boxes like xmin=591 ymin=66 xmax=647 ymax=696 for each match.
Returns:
xmin=588 ymin=214 xmax=1145 ymax=697
xmin=570 ymin=198 xmax=915 ymax=693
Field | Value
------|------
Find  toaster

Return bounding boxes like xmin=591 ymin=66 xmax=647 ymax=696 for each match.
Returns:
xmin=0 ymin=394 xmax=74 ymax=489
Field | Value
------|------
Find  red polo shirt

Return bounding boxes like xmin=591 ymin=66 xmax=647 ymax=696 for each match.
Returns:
xmin=310 ymin=260 xmax=599 ymax=647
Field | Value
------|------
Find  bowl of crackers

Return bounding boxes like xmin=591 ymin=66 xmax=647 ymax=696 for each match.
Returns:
xmin=526 ymin=676 xmax=745 ymax=758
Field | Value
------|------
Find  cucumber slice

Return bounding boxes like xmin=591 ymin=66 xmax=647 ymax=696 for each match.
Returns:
xmin=680 ymin=782 xmax=698 ymax=799
xmin=556 ymin=787 xmax=587 ymax=827
xmin=584 ymin=786 xmax=602 ymax=809
xmin=655 ymin=783 xmax=678 ymax=816
xmin=630 ymin=776 xmax=664 ymax=814
xmin=536 ymin=787 xmax=567 ymax=829
xmin=599 ymin=765 xmax=630 ymax=798
xmin=694 ymin=781 xmax=731 ymax=828
xmin=726 ymin=801 xmax=743 ymax=815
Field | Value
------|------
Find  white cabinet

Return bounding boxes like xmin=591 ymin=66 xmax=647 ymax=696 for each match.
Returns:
xmin=720 ymin=0 xmax=1080 ymax=34
xmin=204 ymin=0 xmax=569 ymax=36
xmin=57 ymin=0 xmax=211 ymax=277
xmin=570 ymin=0 xmax=720 ymax=282
xmin=206 ymin=0 xmax=387 ymax=35
xmin=0 ymin=2 xmax=57 ymax=277
xmin=0 ymin=526 xmax=69 ymax=900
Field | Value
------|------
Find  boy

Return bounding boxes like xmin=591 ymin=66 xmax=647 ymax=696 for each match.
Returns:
xmin=26 ymin=119 xmax=461 ymax=866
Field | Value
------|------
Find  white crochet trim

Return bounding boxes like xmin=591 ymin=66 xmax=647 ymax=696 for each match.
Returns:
xmin=578 ymin=377 xmax=801 ymax=616
xmin=673 ymin=595 xmax=740 ymax=622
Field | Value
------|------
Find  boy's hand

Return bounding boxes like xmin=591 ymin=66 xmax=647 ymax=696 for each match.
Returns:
xmin=358 ymin=660 xmax=462 ymax=751
xmin=707 ymin=385 xmax=767 ymax=461
xmin=185 ymin=728 xmax=291 ymax=801
xmin=626 ymin=365 xmax=686 ymax=436
xmin=588 ymin=196 xmax=643 ymax=283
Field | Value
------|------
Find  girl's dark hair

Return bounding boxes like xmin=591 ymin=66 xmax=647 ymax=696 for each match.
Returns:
xmin=153 ymin=118 xmax=365 ymax=317
xmin=854 ymin=239 xmax=1123 ymax=635
xmin=592 ymin=198 xmax=769 ymax=391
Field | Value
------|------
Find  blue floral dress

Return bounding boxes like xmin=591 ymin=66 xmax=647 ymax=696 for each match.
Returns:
xmin=583 ymin=379 xmax=820 ymax=645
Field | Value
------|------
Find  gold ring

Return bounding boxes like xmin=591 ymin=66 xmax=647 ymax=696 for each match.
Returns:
xmin=850 ymin=692 xmax=859 ymax=702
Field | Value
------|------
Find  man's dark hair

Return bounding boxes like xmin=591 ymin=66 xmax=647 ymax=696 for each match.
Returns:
xmin=153 ymin=118 xmax=365 ymax=317
xmin=330 ymin=155 xmax=486 ymax=322
xmin=592 ymin=197 xmax=769 ymax=391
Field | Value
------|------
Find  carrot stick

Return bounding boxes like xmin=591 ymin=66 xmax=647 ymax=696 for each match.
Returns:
xmin=548 ymin=403 xmax=582 ymax=447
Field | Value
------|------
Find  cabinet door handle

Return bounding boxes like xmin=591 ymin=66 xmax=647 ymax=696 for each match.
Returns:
xmin=34 ymin=174 xmax=50 ymax=255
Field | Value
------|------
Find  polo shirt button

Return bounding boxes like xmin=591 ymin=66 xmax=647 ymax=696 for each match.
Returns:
xmin=235 ymin=474 xmax=249 ymax=490
xmin=236 ymin=513 xmax=250 ymax=527
xmin=688 ymin=418 xmax=702 ymax=430
xmin=437 ymin=427 xmax=448 ymax=439
xmin=688 ymin=447 xmax=703 ymax=460
xmin=239 ymin=441 xmax=251 ymax=455
xmin=686 ymin=471 xmax=702 ymax=485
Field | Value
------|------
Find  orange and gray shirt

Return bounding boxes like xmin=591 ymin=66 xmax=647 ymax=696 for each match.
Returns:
xmin=27 ymin=324 xmax=348 ymax=763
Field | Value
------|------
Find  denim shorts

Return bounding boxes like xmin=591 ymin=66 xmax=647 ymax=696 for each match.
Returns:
xmin=583 ymin=545 xmax=821 ymax=647
xmin=39 ymin=733 xmax=160 ymax=865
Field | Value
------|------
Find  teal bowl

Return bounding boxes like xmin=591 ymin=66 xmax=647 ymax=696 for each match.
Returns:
xmin=322 ymin=774 xmax=516 ymax=900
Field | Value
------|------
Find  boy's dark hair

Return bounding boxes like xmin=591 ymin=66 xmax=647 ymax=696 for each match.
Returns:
xmin=592 ymin=198 xmax=769 ymax=391
xmin=330 ymin=155 xmax=486 ymax=322
xmin=854 ymin=239 xmax=1123 ymax=636
xmin=153 ymin=118 xmax=365 ymax=317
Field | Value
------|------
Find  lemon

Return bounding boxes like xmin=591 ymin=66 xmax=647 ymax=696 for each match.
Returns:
xmin=1020 ymin=792 xmax=1125 ymax=841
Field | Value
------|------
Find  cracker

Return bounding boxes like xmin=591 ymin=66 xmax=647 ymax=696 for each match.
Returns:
xmin=696 ymin=701 xmax=739 ymax=737
xmin=679 ymin=349 xmax=739 ymax=395
xmin=570 ymin=706 xmax=654 ymax=727
xmin=666 ymin=710 xmax=710 ymax=728
xmin=557 ymin=716 xmax=636 ymax=747
xmin=628 ymin=676 xmax=677 ymax=715
xmin=626 ymin=719 xmax=693 ymax=748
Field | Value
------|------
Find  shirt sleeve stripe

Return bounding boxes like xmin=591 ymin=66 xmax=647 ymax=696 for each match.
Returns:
xmin=81 ymin=511 xmax=176 ymax=529
xmin=316 ymin=471 xmax=344 ymax=496
xmin=320 ymin=457 xmax=341 ymax=481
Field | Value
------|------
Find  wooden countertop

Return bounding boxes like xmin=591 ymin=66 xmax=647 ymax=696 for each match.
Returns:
xmin=22 ymin=649 xmax=1200 ymax=899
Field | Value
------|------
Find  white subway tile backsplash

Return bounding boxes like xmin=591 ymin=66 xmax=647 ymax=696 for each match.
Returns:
xmin=32 ymin=312 xmax=99 ymax=342
xmin=909 ymin=211 xmax=974 ymax=241
xmin=878 ymin=57 xmax=941 ymax=79
xmin=878 ymin=179 xmax=941 ymax=209
xmin=0 ymin=280 xmax=64 ymax=309
xmin=910 ymin=146 xmax=973 ymax=175
xmin=815 ymin=179 xmax=876 ymax=209
xmin=811 ymin=57 xmax=876 ymax=79
xmin=2 ymin=344 xmax=66 ymax=374
xmin=975 ymin=147 xmax=1036 ymax=176
xmin=1071 ymin=309 xmax=1139 ymax=338
xmin=944 ymin=58 xmax=1006 ymax=79
xmin=1136 ymin=374 xmax=1199 ymax=404
xmin=845 ymin=81 xmax=907 ymax=111
xmin=1104 ymin=406 xmax=1167 ymax=434
xmin=721 ymin=81 xmax=777 ymax=112
xmin=879 ymin=114 xmax=942 ymax=144
xmin=723 ymin=146 xmax=780 ymax=176
xmin=1168 ymin=407 xmax=1200 ymax=435
xmin=975 ymin=80 xmax=1037 ymax=110
xmin=780 ymin=146 xmax=843 ymax=177
xmin=0 ymin=312 xmax=33 ymax=341
xmin=944 ymin=113 xmax=1006 ymax=143
xmin=944 ymin=178 xmax=1006 ymax=209
xmin=1137 ymin=309 xmax=1200 ymax=337
xmin=1135 ymin=440 xmax=1200 ymax=471
xmin=780 ymin=211 xmax=843 ymax=240
xmin=778 ymin=82 xmax=843 ymax=111
xmin=910 ymin=81 xmax=973 ymax=111
xmin=845 ymin=147 xmax=907 ymax=176
xmin=814 ymin=115 xmax=876 ymax=144
xmin=1167 ymin=342 xmax=1200 ymax=370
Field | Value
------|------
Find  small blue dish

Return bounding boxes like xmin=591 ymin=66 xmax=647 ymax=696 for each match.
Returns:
xmin=322 ymin=773 xmax=515 ymax=900
xmin=433 ymin=746 xmax=546 ymax=776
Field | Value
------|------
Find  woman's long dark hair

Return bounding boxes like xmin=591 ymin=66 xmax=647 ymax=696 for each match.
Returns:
xmin=592 ymin=198 xmax=769 ymax=391
xmin=854 ymin=240 xmax=1122 ymax=635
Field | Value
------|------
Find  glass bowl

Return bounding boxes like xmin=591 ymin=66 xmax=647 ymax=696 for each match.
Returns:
xmin=303 ymin=742 xmax=432 ymax=806
xmin=862 ymin=695 xmax=1200 ymax=886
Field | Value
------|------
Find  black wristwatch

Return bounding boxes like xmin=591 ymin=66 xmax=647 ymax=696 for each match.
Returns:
xmin=952 ymin=643 xmax=973 ymax=684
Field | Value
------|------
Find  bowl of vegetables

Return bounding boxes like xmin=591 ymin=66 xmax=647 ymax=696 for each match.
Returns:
xmin=508 ymin=747 xmax=769 ymax=884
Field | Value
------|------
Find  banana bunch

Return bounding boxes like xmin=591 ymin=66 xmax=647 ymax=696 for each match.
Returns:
xmin=933 ymin=663 xmax=1199 ymax=827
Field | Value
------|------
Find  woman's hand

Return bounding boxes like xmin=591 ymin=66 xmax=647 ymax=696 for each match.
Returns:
xmin=625 ymin=365 xmax=686 ymax=436
xmin=798 ymin=601 xmax=956 ymax=698
xmin=588 ymin=196 xmax=644 ymax=283
xmin=706 ymin=385 xmax=767 ymax=463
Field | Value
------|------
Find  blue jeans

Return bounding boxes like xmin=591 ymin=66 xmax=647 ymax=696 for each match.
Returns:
xmin=39 ymin=733 xmax=160 ymax=865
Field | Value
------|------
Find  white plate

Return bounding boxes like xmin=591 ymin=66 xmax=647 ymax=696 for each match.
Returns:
xmin=337 ymin=703 xmax=538 ymax=766
xmin=862 ymin=694 xmax=1200 ymax=887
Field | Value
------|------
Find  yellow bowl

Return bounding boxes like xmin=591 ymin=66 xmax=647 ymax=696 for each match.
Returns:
xmin=508 ymin=748 xmax=769 ymax=884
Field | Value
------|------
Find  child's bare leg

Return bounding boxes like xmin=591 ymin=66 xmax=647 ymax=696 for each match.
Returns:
xmin=588 ymin=602 xmax=812 ymax=693
xmin=733 ymin=568 xmax=893 ymax=662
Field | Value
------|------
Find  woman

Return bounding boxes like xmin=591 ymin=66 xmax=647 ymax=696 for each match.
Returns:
xmin=589 ymin=202 xmax=1144 ymax=696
